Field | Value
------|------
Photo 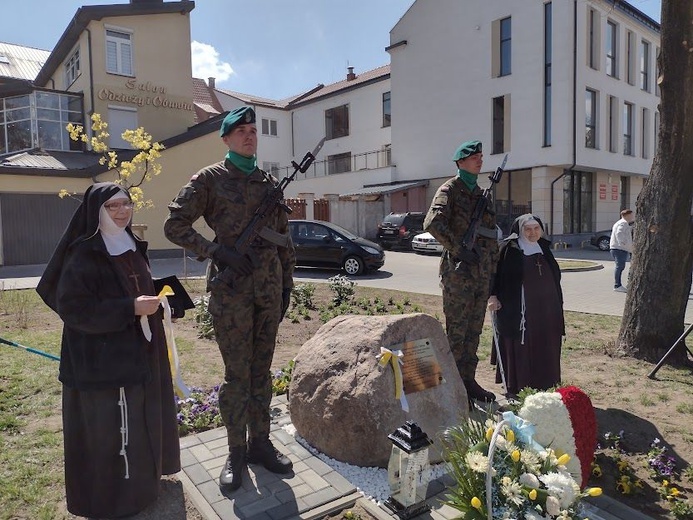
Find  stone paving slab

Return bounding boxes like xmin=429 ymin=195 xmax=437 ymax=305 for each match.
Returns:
xmin=180 ymin=395 xmax=655 ymax=520
xmin=179 ymin=395 xmax=360 ymax=520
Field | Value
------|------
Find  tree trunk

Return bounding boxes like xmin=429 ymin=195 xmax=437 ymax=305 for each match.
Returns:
xmin=617 ymin=0 xmax=693 ymax=365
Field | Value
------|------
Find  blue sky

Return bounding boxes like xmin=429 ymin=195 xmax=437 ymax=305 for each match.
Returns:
xmin=5 ymin=0 xmax=661 ymax=100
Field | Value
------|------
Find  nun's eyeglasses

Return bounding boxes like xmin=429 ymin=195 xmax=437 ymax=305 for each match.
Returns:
xmin=104 ymin=201 xmax=134 ymax=211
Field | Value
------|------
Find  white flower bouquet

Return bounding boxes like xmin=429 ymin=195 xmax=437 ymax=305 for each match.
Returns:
xmin=443 ymin=386 xmax=601 ymax=520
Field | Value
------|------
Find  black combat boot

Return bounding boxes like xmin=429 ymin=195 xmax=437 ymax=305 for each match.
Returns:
xmin=247 ymin=437 xmax=293 ymax=474
xmin=219 ymin=445 xmax=246 ymax=490
xmin=464 ymin=379 xmax=496 ymax=402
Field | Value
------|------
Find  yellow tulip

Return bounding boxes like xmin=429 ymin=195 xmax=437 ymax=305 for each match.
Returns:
xmin=587 ymin=487 xmax=602 ymax=497
xmin=511 ymin=450 xmax=521 ymax=462
xmin=471 ymin=496 xmax=482 ymax=510
xmin=557 ymin=454 xmax=571 ymax=466
xmin=486 ymin=427 xmax=494 ymax=441
xmin=505 ymin=429 xmax=515 ymax=442
xmin=529 ymin=489 xmax=537 ymax=500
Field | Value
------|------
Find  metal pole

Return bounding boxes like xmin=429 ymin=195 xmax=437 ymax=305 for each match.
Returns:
xmin=647 ymin=322 xmax=693 ymax=379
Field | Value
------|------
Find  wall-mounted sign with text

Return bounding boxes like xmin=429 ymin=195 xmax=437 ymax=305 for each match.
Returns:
xmin=97 ymin=79 xmax=192 ymax=111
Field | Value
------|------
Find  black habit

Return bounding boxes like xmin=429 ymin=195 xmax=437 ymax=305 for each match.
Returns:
xmin=37 ymin=183 xmax=180 ymax=518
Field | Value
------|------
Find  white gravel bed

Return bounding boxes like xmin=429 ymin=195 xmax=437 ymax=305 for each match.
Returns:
xmin=283 ymin=424 xmax=448 ymax=504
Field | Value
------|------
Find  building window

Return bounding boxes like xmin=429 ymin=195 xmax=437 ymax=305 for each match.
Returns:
xmin=623 ymin=102 xmax=634 ymax=156
xmin=654 ymin=110 xmax=660 ymax=150
xmin=65 ymin=47 xmax=80 ymax=87
xmin=587 ymin=9 xmax=598 ymax=69
xmin=641 ymin=40 xmax=651 ymax=92
xmin=262 ymin=161 xmax=280 ymax=175
xmin=107 ymin=106 xmax=137 ymax=149
xmin=563 ymin=171 xmax=593 ymax=234
xmin=382 ymin=91 xmax=391 ymax=127
xmin=641 ymin=108 xmax=649 ymax=159
xmin=585 ymin=89 xmax=597 ymax=149
xmin=325 ymin=104 xmax=349 ymax=140
xmin=261 ymin=118 xmax=277 ymax=136
xmin=608 ymin=96 xmax=617 ymax=152
xmin=327 ymin=152 xmax=351 ymax=174
xmin=606 ymin=21 xmax=618 ymax=78
xmin=492 ymin=95 xmax=505 ymax=154
xmin=106 ymin=28 xmax=133 ymax=76
xmin=500 ymin=17 xmax=512 ymax=76
xmin=543 ymin=2 xmax=552 ymax=147
xmin=626 ymin=31 xmax=635 ymax=85
xmin=0 ymin=91 xmax=83 ymax=155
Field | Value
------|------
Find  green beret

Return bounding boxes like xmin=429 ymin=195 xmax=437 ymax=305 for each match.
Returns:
xmin=452 ymin=140 xmax=482 ymax=161
xmin=220 ymin=106 xmax=256 ymax=137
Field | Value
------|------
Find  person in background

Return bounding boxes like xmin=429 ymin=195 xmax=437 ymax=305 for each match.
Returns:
xmin=424 ymin=139 xmax=499 ymax=406
xmin=610 ymin=209 xmax=635 ymax=293
xmin=488 ymin=214 xmax=564 ymax=397
xmin=164 ymin=106 xmax=295 ymax=491
xmin=36 ymin=182 xmax=180 ymax=519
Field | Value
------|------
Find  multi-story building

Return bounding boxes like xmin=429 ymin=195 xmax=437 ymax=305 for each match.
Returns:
xmin=0 ymin=0 xmax=660 ymax=265
xmin=386 ymin=0 xmax=660 ymax=240
xmin=282 ymin=0 xmax=661 ymax=241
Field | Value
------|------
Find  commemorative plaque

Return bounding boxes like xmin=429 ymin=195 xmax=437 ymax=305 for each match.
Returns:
xmin=389 ymin=338 xmax=443 ymax=394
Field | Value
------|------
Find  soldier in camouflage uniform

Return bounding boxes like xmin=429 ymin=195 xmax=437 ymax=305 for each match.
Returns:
xmin=164 ymin=106 xmax=295 ymax=491
xmin=424 ymin=140 xmax=499 ymax=406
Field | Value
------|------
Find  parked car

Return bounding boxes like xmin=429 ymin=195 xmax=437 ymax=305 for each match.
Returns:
xmin=411 ymin=232 xmax=444 ymax=254
xmin=289 ymin=220 xmax=385 ymax=275
xmin=589 ymin=230 xmax=612 ymax=251
xmin=376 ymin=212 xmax=425 ymax=250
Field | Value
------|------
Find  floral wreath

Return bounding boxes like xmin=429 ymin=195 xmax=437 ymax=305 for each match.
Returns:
xmin=444 ymin=386 xmax=600 ymax=520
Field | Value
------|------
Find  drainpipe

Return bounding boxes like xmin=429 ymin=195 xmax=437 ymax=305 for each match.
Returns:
xmin=550 ymin=0 xmax=578 ymax=239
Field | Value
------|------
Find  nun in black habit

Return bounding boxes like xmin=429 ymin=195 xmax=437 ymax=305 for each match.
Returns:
xmin=488 ymin=214 xmax=565 ymax=397
xmin=36 ymin=182 xmax=180 ymax=519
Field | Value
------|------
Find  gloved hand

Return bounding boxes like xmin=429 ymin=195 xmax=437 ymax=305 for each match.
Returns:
xmin=454 ymin=248 xmax=480 ymax=267
xmin=280 ymin=288 xmax=291 ymax=322
xmin=213 ymin=246 xmax=253 ymax=277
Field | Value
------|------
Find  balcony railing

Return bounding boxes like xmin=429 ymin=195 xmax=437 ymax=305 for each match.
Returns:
xmin=273 ymin=148 xmax=392 ymax=181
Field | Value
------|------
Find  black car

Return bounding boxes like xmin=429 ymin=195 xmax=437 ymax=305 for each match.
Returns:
xmin=590 ymin=230 xmax=612 ymax=251
xmin=289 ymin=220 xmax=385 ymax=276
xmin=376 ymin=212 xmax=425 ymax=250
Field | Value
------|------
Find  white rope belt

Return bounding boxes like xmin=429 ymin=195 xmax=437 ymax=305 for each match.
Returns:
xmin=118 ymin=386 xmax=130 ymax=479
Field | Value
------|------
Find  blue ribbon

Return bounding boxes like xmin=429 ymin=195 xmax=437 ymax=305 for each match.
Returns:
xmin=502 ymin=411 xmax=545 ymax=452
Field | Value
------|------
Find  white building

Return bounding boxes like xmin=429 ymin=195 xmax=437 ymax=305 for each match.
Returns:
xmin=387 ymin=0 xmax=660 ymax=240
xmin=281 ymin=0 xmax=661 ymax=243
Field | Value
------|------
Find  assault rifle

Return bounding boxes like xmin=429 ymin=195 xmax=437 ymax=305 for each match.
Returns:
xmin=214 ymin=137 xmax=326 ymax=286
xmin=455 ymin=154 xmax=508 ymax=268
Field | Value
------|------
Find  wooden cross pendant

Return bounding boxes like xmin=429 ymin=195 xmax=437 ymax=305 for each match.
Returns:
xmin=129 ymin=272 xmax=141 ymax=291
xmin=535 ymin=257 xmax=543 ymax=276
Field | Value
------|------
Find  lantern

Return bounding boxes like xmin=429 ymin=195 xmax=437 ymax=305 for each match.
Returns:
xmin=384 ymin=421 xmax=433 ymax=519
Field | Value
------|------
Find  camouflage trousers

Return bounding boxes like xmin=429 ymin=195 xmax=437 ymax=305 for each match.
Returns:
xmin=441 ymin=265 xmax=492 ymax=381
xmin=208 ymin=275 xmax=282 ymax=448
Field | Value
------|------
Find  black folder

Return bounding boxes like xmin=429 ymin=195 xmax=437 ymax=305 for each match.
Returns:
xmin=153 ymin=275 xmax=195 ymax=319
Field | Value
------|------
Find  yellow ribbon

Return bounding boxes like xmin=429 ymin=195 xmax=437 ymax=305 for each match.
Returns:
xmin=158 ymin=285 xmax=191 ymax=399
xmin=378 ymin=347 xmax=409 ymax=412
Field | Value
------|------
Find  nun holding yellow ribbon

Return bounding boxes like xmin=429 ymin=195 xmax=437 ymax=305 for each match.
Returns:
xmin=36 ymin=182 xmax=181 ymax=520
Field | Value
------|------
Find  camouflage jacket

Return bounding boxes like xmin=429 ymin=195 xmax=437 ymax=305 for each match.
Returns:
xmin=424 ymin=176 xmax=499 ymax=277
xmin=164 ymin=160 xmax=295 ymax=289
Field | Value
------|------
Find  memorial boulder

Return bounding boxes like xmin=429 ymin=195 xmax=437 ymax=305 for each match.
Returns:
xmin=288 ymin=313 xmax=469 ymax=467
